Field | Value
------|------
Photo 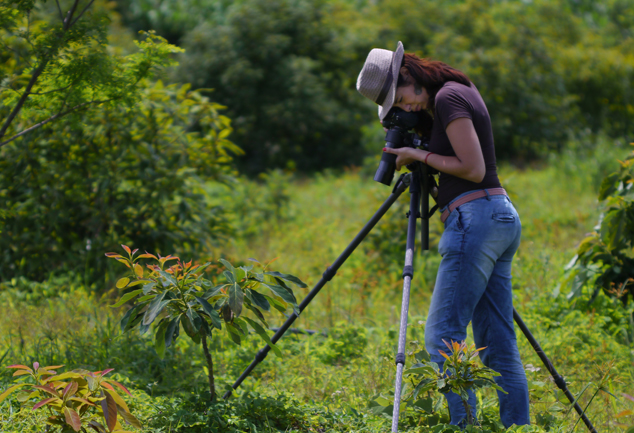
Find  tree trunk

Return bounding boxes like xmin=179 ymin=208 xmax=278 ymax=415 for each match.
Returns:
xmin=201 ymin=335 xmax=215 ymax=401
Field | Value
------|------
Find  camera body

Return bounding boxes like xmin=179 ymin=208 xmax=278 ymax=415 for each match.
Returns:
xmin=374 ymin=108 xmax=431 ymax=186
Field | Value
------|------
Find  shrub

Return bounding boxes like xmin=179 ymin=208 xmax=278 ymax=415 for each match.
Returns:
xmin=0 ymin=362 xmax=140 ymax=433
xmin=106 ymin=246 xmax=306 ymax=400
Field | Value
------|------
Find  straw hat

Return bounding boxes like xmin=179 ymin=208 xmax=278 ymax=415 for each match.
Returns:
xmin=356 ymin=41 xmax=404 ymax=120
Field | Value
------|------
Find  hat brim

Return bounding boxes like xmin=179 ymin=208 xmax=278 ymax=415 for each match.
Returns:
xmin=377 ymin=41 xmax=404 ymax=120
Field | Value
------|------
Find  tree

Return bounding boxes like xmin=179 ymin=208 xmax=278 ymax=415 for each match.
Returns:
xmin=0 ymin=0 xmax=182 ymax=148
xmin=175 ymin=0 xmax=371 ymax=174
xmin=0 ymin=1 xmax=241 ymax=281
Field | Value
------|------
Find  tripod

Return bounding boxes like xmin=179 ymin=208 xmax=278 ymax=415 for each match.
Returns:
xmin=223 ymin=163 xmax=597 ymax=433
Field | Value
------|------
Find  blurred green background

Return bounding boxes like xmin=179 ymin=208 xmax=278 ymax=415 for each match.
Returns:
xmin=1 ymin=1 xmax=634 ymax=432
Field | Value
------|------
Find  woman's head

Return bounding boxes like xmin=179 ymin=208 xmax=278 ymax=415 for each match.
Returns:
xmin=394 ymin=53 xmax=471 ymax=112
xmin=356 ymin=43 xmax=470 ymax=119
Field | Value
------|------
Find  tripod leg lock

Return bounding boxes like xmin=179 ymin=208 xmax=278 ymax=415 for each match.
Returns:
xmin=395 ymin=352 xmax=406 ymax=365
xmin=322 ymin=266 xmax=337 ymax=281
xmin=403 ymin=266 xmax=413 ymax=279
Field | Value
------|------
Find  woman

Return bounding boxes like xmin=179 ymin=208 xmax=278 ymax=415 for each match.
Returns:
xmin=356 ymin=42 xmax=530 ymax=427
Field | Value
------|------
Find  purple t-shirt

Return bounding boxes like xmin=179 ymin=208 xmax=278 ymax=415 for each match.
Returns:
xmin=428 ymin=81 xmax=501 ymax=209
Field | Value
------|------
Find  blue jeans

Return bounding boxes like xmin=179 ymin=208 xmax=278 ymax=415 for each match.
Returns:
xmin=424 ymin=190 xmax=530 ymax=427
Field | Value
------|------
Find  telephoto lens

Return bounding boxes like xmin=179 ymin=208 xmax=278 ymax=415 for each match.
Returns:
xmin=374 ymin=129 xmax=406 ymax=185
xmin=374 ymin=108 xmax=422 ymax=186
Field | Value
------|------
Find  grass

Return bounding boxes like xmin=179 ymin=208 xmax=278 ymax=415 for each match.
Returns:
xmin=1 ymin=136 xmax=633 ymax=432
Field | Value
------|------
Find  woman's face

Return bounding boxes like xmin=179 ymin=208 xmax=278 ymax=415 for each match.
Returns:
xmin=394 ymin=83 xmax=429 ymax=112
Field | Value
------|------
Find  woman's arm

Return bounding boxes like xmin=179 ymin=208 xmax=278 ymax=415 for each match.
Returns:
xmin=383 ymin=117 xmax=486 ymax=183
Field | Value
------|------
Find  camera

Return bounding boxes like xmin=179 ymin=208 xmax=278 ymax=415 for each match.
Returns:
xmin=374 ymin=107 xmax=433 ymax=186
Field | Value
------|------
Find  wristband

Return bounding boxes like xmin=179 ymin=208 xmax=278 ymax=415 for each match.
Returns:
xmin=424 ymin=152 xmax=434 ymax=165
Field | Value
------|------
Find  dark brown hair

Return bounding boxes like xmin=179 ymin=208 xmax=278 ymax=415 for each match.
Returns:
xmin=397 ymin=53 xmax=471 ymax=111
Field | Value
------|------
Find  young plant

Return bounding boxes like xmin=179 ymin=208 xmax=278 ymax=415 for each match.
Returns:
xmin=563 ymin=143 xmax=634 ymax=304
xmin=106 ymin=246 xmax=306 ymax=401
xmin=403 ymin=340 xmax=506 ymax=426
xmin=0 ymin=362 xmax=140 ymax=433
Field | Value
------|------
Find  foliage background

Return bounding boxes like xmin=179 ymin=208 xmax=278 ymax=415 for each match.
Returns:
xmin=1 ymin=0 xmax=634 ymax=432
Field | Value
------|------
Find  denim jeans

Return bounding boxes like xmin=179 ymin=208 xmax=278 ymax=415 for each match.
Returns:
xmin=424 ymin=190 xmax=530 ymax=427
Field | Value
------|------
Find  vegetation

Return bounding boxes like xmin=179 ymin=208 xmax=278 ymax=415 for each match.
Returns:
xmin=2 ymin=0 xmax=634 ymax=432
xmin=106 ymin=246 xmax=304 ymax=400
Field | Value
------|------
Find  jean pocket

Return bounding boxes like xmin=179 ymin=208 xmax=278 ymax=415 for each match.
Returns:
xmin=492 ymin=213 xmax=515 ymax=223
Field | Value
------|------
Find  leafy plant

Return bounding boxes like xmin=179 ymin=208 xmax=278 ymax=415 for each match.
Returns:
xmin=562 ymin=143 xmax=634 ymax=304
xmin=315 ymin=321 xmax=368 ymax=366
xmin=0 ymin=362 xmax=140 ymax=433
xmin=403 ymin=341 xmax=505 ymax=426
xmin=106 ymin=246 xmax=307 ymax=400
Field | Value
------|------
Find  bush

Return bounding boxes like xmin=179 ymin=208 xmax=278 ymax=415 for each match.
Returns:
xmin=0 ymin=80 xmax=239 ymax=282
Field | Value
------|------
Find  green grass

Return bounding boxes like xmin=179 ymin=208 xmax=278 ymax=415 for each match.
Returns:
xmin=1 ymin=137 xmax=633 ymax=432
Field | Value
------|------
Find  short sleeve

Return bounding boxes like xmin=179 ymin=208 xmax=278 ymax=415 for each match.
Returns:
xmin=435 ymin=86 xmax=473 ymax=130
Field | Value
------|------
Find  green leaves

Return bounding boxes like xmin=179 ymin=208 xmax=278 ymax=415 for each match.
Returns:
xmin=110 ymin=289 xmax=143 ymax=308
xmin=242 ymin=317 xmax=281 ymax=357
xmin=195 ymin=297 xmax=222 ymax=329
xmin=264 ymin=271 xmax=307 ymax=288
xmin=261 ymin=283 xmax=299 ymax=315
xmin=564 ymin=148 xmax=634 ymax=303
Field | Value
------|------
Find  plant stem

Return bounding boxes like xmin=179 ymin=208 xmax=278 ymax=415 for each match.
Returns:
xmin=201 ymin=334 xmax=215 ymax=401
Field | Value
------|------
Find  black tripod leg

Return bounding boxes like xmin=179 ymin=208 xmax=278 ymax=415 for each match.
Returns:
xmin=513 ymin=308 xmax=598 ymax=433
xmin=222 ymin=175 xmax=411 ymax=400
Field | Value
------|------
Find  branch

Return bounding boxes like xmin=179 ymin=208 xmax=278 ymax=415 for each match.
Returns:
xmin=0 ymin=60 xmax=49 ymax=141
xmin=55 ymin=0 xmax=64 ymax=22
xmin=64 ymin=0 xmax=80 ymax=30
xmin=0 ymin=99 xmax=110 ymax=148
xmin=70 ymin=0 xmax=96 ymax=28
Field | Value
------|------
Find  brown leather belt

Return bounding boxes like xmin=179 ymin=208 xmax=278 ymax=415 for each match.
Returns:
xmin=440 ymin=188 xmax=508 ymax=223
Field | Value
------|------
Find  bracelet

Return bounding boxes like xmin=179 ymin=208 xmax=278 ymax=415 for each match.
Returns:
xmin=424 ymin=152 xmax=434 ymax=165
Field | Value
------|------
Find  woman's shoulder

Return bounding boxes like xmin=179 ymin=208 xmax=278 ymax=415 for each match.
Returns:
xmin=437 ymin=81 xmax=476 ymax=100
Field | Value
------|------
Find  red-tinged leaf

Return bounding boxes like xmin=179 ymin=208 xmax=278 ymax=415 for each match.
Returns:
xmin=63 ymin=381 xmax=78 ymax=399
xmin=623 ymin=393 xmax=634 ymax=402
xmin=184 ymin=260 xmax=192 ymax=270
xmin=13 ymin=370 xmax=31 ymax=377
xmin=438 ymin=350 xmax=451 ymax=361
xmin=32 ymin=362 xmax=40 ymax=371
xmin=105 ymin=253 xmax=123 ymax=258
xmin=39 ymin=371 xmax=56 ymax=377
xmin=104 ymin=388 xmax=130 ymax=413
xmin=616 ymin=410 xmax=633 ymax=418
xmin=134 ymin=264 xmax=143 ymax=278
xmin=106 ymin=380 xmax=131 ymax=396
xmin=64 ymin=406 xmax=82 ymax=432
xmin=131 ymin=249 xmax=139 ymax=255
xmin=100 ymin=368 xmax=114 ymax=377
xmin=101 ymin=391 xmax=118 ymax=432
xmin=7 ymin=364 xmax=32 ymax=371
xmin=33 ymin=385 xmax=59 ymax=397
xmin=33 ymin=397 xmax=58 ymax=410
xmin=101 ymin=382 xmax=115 ymax=392
xmin=71 ymin=397 xmax=96 ymax=407
xmin=121 ymin=245 xmax=131 ymax=254
xmin=88 ymin=420 xmax=107 ymax=433
xmin=115 ymin=258 xmax=131 ymax=268
xmin=42 ymin=365 xmax=64 ymax=370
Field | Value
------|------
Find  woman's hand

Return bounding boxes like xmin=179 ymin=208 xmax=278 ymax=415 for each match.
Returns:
xmin=383 ymin=147 xmax=425 ymax=171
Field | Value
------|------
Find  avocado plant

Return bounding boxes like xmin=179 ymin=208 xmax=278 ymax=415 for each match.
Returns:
xmin=0 ymin=362 xmax=140 ymax=433
xmin=106 ymin=246 xmax=306 ymax=400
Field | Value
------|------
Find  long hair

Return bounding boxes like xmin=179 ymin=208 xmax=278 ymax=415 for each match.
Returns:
xmin=397 ymin=53 xmax=471 ymax=111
